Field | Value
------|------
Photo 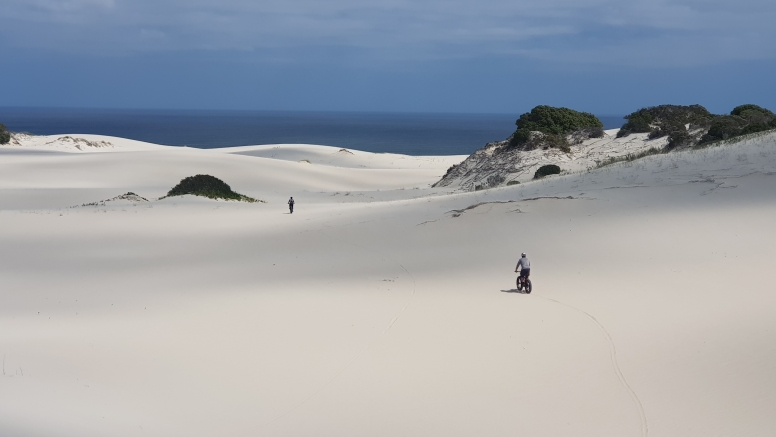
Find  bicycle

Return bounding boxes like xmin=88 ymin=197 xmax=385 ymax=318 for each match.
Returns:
xmin=516 ymin=271 xmax=532 ymax=294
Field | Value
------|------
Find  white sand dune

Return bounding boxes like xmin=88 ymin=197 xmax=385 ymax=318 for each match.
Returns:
xmin=216 ymin=143 xmax=466 ymax=170
xmin=1 ymin=133 xmax=776 ymax=437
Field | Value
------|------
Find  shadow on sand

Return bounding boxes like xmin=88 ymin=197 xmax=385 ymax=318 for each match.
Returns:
xmin=501 ymin=288 xmax=530 ymax=294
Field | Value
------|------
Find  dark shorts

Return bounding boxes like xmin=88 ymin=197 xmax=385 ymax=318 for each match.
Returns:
xmin=520 ymin=269 xmax=530 ymax=278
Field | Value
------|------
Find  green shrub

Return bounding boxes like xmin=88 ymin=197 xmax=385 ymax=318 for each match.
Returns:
xmin=666 ymin=129 xmax=693 ymax=150
xmin=506 ymin=180 xmax=520 ymax=186
xmin=617 ymin=104 xmax=712 ymax=138
xmin=511 ymin=128 xmax=531 ymax=144
xmin=0 ymin=124 xmax=10 ymax=145
xmin=542 ymin=133 xmax=572 ymax=153
xmin=165 ymin=174 xmax=260 ymax=202
xmin=617 ymin=113 xmax=653 ymax=137
xmin=586 ymin=126 xmax=605 ymax=138
xmin=647 ymin=128 xmax=666 ymax=139
xmin=534 ymin=164 xmax=561 ymax=179
xmin=699 ymin=104 xmax=776 ymax=145
xmin=700 ymin=116 xmax=744 ymax=143
xmin=508 ymin=106 xmax=603 ymax=151
xmin=731 ymin=104 xmax=774 ymax=118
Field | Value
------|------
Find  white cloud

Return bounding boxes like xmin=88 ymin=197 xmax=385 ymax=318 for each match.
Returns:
xmin=1 ymin=0 xmax=774 ymax=67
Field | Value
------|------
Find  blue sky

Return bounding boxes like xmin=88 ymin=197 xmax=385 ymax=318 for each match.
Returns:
xmin=2 ymin=0 xmax=775 ymax=114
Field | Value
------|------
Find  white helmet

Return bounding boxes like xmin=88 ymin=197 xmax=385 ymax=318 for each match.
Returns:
xmin=521 ymin=253 xmax=526 ymax=257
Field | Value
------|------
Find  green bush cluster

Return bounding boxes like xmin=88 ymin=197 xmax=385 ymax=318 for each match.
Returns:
xmin=0 ymin=124 xmax=10 ymax=145
xmin=699 ymin=104 xmax=776 ymax=144
xmin=533 ymin=164 xmax=561 ymax=179
xmin=165 ymin=174 xmax=259 ymax=202
xmin=508 ymin=106 xmax=603 ymax=152
xmin=617 ymin=105 xmax=713 ymax=140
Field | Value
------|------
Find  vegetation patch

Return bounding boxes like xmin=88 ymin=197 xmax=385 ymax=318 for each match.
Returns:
xmin=616 ymin=104 xmax=776 ymax=150
xmin=617 ymin=105 xmax=713 ymax=141
xmin=163 ymin=175 xmax=262 ymax=202
xmin=507 ymin=106 xmax=603 ymax=153
xmin=0 ymin=124 xmax=10 ymax=145
xmin=534 ymin=164 xmax=561 ymax=179
xmin=699 ymin=104 xmax=776 ymax=145
xmin=596 ymin=147 xmax=665 ymax=168
xmin=506 ymin=180 xmax=520 ymax=186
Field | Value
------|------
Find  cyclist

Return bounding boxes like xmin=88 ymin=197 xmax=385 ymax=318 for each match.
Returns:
xmin=515 ymin=252 xmax=530 ymax=282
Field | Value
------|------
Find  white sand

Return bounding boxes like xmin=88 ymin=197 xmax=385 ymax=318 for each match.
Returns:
xmin=1 ymin=133 xmax=776 ymax=436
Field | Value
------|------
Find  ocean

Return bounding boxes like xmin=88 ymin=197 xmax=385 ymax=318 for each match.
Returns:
xmin=0 ymin=108 xmax=625 ymax=156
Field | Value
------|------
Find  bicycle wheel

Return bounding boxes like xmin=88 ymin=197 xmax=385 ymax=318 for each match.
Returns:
xmin=525 ymin=279 xmax=532 ymax=294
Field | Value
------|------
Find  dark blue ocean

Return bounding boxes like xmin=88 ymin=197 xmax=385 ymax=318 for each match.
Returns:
xmin=0 ymin=108 xmax=625 ymax=156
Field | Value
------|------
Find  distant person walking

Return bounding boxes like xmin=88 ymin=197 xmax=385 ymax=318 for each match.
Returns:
xmin=288 ymin=197 xmax=295 ymax=214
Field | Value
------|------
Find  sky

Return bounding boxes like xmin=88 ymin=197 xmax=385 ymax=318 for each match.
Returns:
xmin=2 ymin=0 xmax=775 ymax=115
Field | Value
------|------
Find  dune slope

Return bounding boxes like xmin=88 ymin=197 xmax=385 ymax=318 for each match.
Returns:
xmin=1 ymin=134 xmax=776 ymax=437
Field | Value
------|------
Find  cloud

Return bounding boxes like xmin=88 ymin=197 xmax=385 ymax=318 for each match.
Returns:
xmin=1 ymin=0 xmax=774 ymax=67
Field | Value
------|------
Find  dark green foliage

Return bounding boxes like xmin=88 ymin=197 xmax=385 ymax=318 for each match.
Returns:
xmin=166 ymin=174 xmax=259 ymax=202
xmin=508 ymin=106 xmax=603 ymax=152
xmin=617 ymin=113 xmax=653 ymax=137
xmin=617 ymin=105 xmax=712 ymax=138
xmin=700 ymin=116 xmax=744 ymax=143
xmin=534 ymin=164 xmax=561 ymax=179
xmin=666 ymin=129 xmax=693 ymax=150
xmin=511 ymin=129 xmax=532 ymax=144
xmin=514 ymin=105 xmax=603 ymax=136
xmin=647 ymin=128 xmax=666 ymax=140
xmin=540 ymin=133 xmax=573 ymax=153
xmin=587 ymin=127 xmax=605 ymax=138
xmin=699 ymin=104 xmax=776 ymax=144
xmin=506 ymin=180 xmax=520 ymax=186
xmin=0 ymin=124 xmax=10 ymax=145
xmin=730 ymin=104 xmax=774 ymax=117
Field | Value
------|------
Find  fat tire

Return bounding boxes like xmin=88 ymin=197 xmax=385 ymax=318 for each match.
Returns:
xmin=525 ymin=279 xmax=532 ymax=294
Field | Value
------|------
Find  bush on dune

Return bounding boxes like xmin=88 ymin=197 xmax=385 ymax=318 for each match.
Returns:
xmin=164 ymin=174 xmax=261 ymax=202
xmin=507 ymin=106 xmax=603 ymax=153
xmin=534 ymin=164 xmax=561 ymax=179
xmin=617 ymin=112 xmax=653 ymax=137
xmin=699 ymin=104 xmax=776 ymax=144
xmin=617 ymin=104 xmax=713 ymax=140
xmin=0 ymin=124 xmax=10 ymax=145
xmin=615 ymin=103 xmax=776 ymax=148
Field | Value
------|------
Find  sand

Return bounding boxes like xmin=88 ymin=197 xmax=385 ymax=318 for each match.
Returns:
xmin=1 ymin=132 xmax=775 ymax=437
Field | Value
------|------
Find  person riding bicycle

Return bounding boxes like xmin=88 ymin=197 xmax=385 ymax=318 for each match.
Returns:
xmin=515 ymin=252 xmax=530 ymax=279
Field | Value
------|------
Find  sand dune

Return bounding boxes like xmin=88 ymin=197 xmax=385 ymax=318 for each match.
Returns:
xmin=216 ymin=143 xmax=467 ymax=170
xmin=1 ymin=133 xmax=776 ymax=436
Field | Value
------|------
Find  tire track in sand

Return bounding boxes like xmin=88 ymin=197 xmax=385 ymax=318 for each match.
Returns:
xmin=248 ymin=230 xmax=417 ymax=433
xmin=541 ymin=296 xmax=648 ymax=437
